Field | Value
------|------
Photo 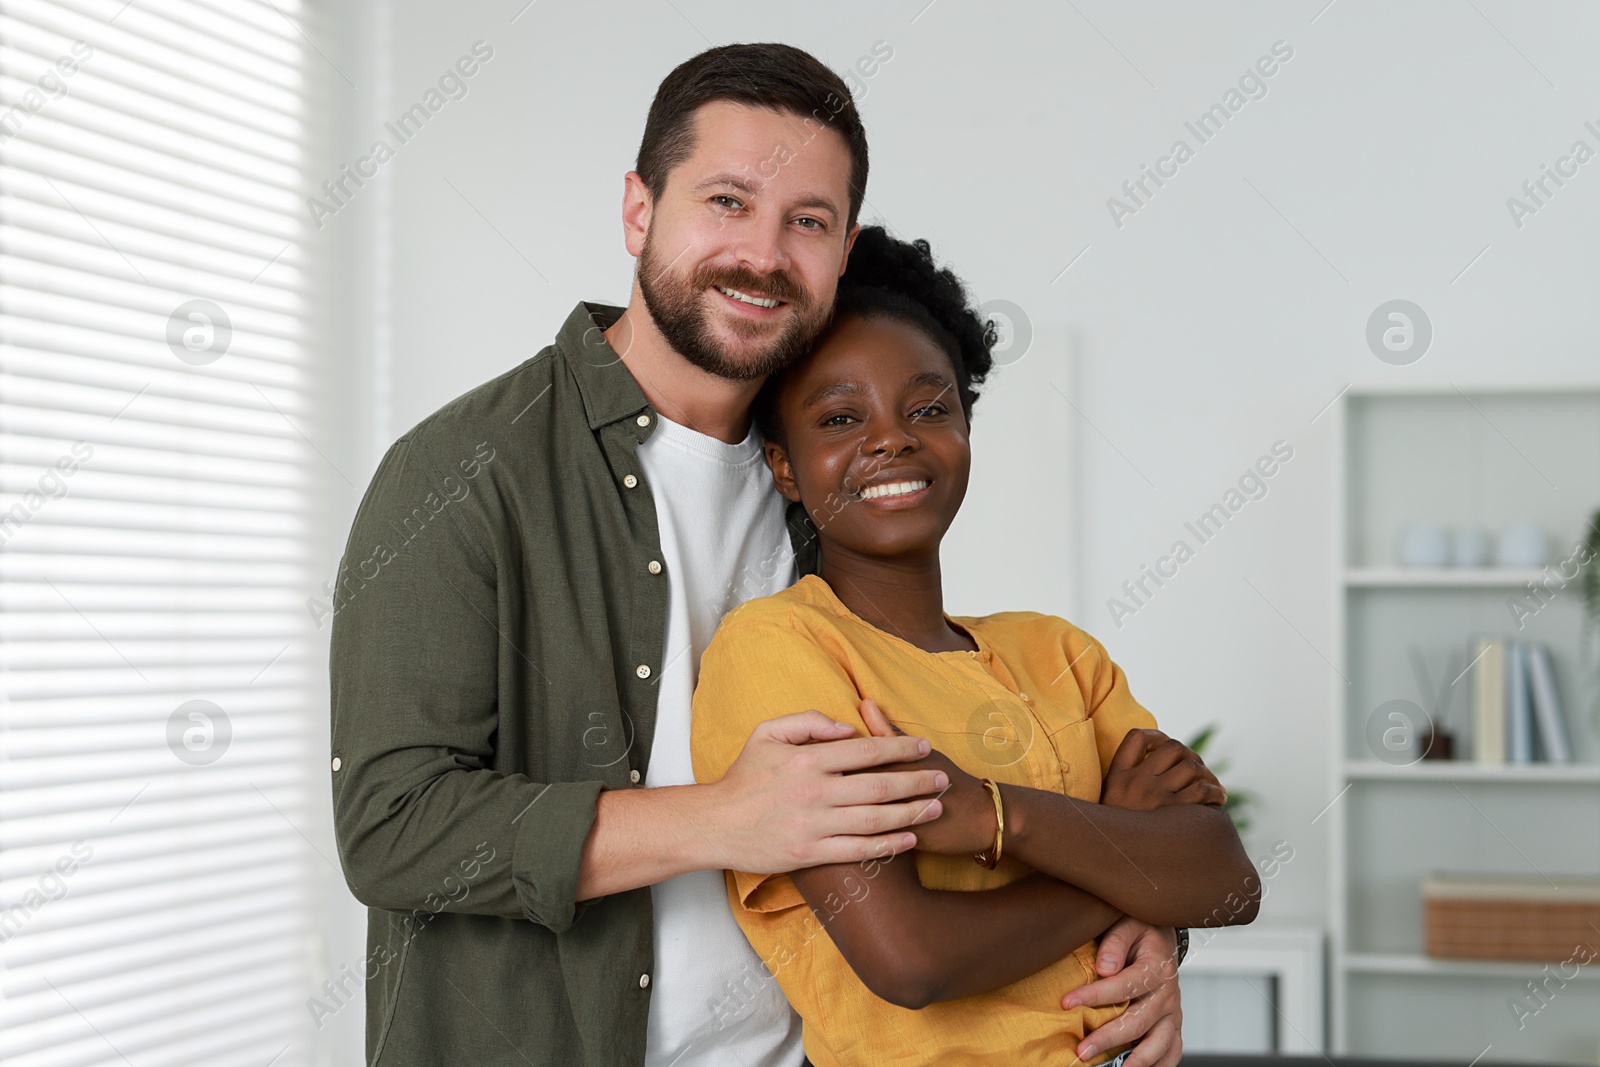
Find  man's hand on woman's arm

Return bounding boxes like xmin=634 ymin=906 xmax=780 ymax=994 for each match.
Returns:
xmin=1068 ymin=917 xmax=1184 ymax=1067
xmin=575 ymin=710 xmax=948 ymax=901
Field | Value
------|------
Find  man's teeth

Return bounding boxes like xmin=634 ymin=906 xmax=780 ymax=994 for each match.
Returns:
xmin=716 ymin=285 xmax=780 ymax=309
xmin=859 ymin=480 xmax=930 ymax=500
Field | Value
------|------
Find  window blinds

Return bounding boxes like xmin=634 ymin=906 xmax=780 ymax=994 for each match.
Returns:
xmin=0 ymin=1 xmax=326 ymax=1064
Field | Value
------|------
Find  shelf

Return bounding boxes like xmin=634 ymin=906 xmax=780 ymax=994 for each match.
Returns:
xmin=1344 ymin=568 xmax=1543 ymax=588
xmin=1345 ymin=383 xmax=1600 ymax=398
xmin=1333 ymin=389 xmax=1600 ymax=1056
xmin=1346 ymin=952 xmax=1600 ymax=980
xmin=1346 ymin=761 xmax=1600 ymax=784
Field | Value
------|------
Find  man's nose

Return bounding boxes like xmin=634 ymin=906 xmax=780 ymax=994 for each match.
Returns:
xmin=733 ymin=214 xmax=790 ymax=279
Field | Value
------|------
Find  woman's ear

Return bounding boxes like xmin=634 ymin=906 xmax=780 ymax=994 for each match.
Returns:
xmin=763 ymin=441 xmax=802 ymax=503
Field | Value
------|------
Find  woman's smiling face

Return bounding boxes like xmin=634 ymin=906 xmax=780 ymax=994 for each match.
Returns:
xmin=764 ymin=311 xmax=971 ymax=561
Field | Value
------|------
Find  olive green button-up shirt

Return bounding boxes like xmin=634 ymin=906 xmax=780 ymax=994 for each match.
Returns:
xmin=329 ymin=301 xmax=819 ymax=1066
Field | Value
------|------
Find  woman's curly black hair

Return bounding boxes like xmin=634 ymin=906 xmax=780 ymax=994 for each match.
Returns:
xmin=753 ymin=225 xmax=997 ymax=447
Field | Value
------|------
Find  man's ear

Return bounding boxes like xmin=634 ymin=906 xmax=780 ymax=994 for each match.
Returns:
xmin=837 ymin=221 xmax=861 ymax=277
xmin=621 ymin=171 xmax=653 ymax=258
xmin=763 ymin=441 xmax=802 ymax=503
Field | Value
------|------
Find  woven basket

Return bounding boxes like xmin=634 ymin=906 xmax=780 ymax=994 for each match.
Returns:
xmin=1423 ymin=874 xmax=1600 ymax=962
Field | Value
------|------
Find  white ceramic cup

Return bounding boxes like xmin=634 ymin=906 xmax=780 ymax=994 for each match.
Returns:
xmin=1450 ymin=525 xmax=1492 ymax=568
xmin=1398 ymin=523 xmax=1450 ymax=568
xmin=1496 ymin=521 xmax=1548 ymax=568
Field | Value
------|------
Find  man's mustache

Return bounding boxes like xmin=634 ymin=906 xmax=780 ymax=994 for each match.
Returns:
xmin=696 ymin=266 xmax=805 ymax=306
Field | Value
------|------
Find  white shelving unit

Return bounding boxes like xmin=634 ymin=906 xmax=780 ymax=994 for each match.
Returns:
xmin=1345 ymin=568 xmax=1546 ymax=589
xmin=1345 ymin=761 xmax=1600 ymax=784
xmin=1329 ymin=386 xmax=1600 ymax=1062
xmin=1345 ymin=952 xmax=1600 ymax=981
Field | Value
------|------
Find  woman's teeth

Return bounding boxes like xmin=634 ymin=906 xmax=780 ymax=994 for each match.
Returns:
xmin=716 ymin=285 xmax=780 ymax=309
xmin=859 ymin=480 xmax=930 ymax=500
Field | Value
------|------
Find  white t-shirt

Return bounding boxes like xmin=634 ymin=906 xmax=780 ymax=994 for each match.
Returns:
xmin=636 ymin=411 xmax=803 ymax=1067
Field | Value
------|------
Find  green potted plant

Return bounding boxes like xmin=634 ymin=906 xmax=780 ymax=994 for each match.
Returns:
xmin=1580 ymin=508 xmax=1600 ymax=729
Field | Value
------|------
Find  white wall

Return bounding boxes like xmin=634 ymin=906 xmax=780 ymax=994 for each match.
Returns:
xmin=322 ymin=0 xmax=1600 ymax=1051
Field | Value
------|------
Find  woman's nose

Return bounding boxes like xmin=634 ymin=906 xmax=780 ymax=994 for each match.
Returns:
xmin=865 ymin=418 xmax=918 ymax=456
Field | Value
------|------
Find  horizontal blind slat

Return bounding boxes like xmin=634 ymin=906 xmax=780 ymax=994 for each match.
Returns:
xmin=0 ymin=3 xmax=324 ymax=1065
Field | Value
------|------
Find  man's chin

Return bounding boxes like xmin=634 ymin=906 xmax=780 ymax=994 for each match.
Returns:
xmin=695 ymin=323 xmax=797 ymax=375
xmin=705 ymin=349 xmax=786 ymax=382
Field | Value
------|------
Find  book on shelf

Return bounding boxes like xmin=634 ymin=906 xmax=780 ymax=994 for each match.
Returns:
xmin=1507 ymin=641 xmax=1532 ymax=764
xmin=1526 ymin=642 xmax=1572 ymax=763
xmin=1471 ymin=636 xmax=1505 ymax=764
xmin=1468 ymin=636 xmax=1571 ymax=764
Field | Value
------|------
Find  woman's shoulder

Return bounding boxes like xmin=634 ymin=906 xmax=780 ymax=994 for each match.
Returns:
xmin=959 ymin=607 xmax=1105 ymax=650
xmin=714 ymin=574 xmax=853 ymax=639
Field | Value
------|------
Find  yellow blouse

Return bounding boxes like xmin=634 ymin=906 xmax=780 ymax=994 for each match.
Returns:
xmin=690 ymin=574 xmax=1160 ymax=1067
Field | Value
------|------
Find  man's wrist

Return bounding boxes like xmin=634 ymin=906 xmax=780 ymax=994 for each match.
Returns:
xmin=675 ymin=780 xmax=733 ymax=873
xmin=593 ymin=780 xmax=729 ymax=888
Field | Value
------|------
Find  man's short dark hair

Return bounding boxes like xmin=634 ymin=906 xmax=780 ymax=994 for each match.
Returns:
xmin=635 ymin=43 xmax=869 ymax=230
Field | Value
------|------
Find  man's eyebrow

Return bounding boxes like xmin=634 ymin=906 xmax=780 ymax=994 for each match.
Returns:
xmin=799 ymin=379 xmax=861 ymax=409
xmin=692 ymin=172 xmax=841 ymax=223
xmin=694 ymin=172 xmax=760 ymax=197
xmin=787 ymin=195 xmax=841 ymax=223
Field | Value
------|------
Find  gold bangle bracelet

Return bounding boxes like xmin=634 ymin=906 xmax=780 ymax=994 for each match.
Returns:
xmin=974 ymin=777 xmax=1005 ymax=869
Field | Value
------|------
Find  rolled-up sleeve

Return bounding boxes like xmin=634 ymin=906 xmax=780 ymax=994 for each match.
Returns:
xmin=329 ymin=433 xmax=605 ymax=934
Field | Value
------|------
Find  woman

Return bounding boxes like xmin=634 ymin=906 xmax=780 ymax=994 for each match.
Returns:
xmin=690 ymin=227 xmax=1259 ymax=1067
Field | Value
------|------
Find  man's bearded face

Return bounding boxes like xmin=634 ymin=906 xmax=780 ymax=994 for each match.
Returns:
xmin=637 ymin=225 xmax=834 ymax=381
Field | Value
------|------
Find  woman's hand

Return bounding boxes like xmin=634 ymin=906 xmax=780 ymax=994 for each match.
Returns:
xmin=1065 ymin=916 xmax=1183 ymax=1067
xmin=856 ymin=698 xmax=996 ymax=856
xmin=1100 ymin=729 xmax=1226 ymax=811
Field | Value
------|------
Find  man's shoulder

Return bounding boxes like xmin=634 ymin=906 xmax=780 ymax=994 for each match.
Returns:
xmin=398 ymin=347 xmax=563 ymax=456
xmin=391 ymin=301 xmax=631 ymax=466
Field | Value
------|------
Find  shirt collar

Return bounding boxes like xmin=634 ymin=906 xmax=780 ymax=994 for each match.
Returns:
xmin=558 ymin=300 xmax=820 ymax=577
xmin=556 ymin=301 xmax=652 ymax=431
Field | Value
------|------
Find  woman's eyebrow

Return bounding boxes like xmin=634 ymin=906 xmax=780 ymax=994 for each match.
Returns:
xmin=906 ymin=371 xmax=954 ymax=395
xmin=800 ymin=379 xmax=862 ymax=409
xmin=801 ymin=372 xmax=953 ymax=410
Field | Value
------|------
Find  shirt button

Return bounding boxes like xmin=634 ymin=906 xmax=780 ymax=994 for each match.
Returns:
xmin=648 ymin=560 xmax=662 ymax=575
xmin=629 ymin=769 xmax=641 ymax=784
xmin=331 ymin=756 xmax=342 ymax=772
xmin=639 ymin=973 xmax=650 ymax=989
xmin=636 ymin=414 xmax=651 ymax=427
xmin=623 ymin=474 xmax=638 ymax=489
xmin=1020 ymin=693 xmax=1032 ymax=703
xmin=636 ymin=663 xmax=652 ymax=679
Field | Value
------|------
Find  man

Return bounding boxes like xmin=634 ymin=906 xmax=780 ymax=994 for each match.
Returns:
xmin=330 ymin=42 xmax=1187 ymax=1067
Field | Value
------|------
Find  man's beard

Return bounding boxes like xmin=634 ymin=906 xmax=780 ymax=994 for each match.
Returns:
xmin=637 ymin=229 xmax=830 ymax=381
